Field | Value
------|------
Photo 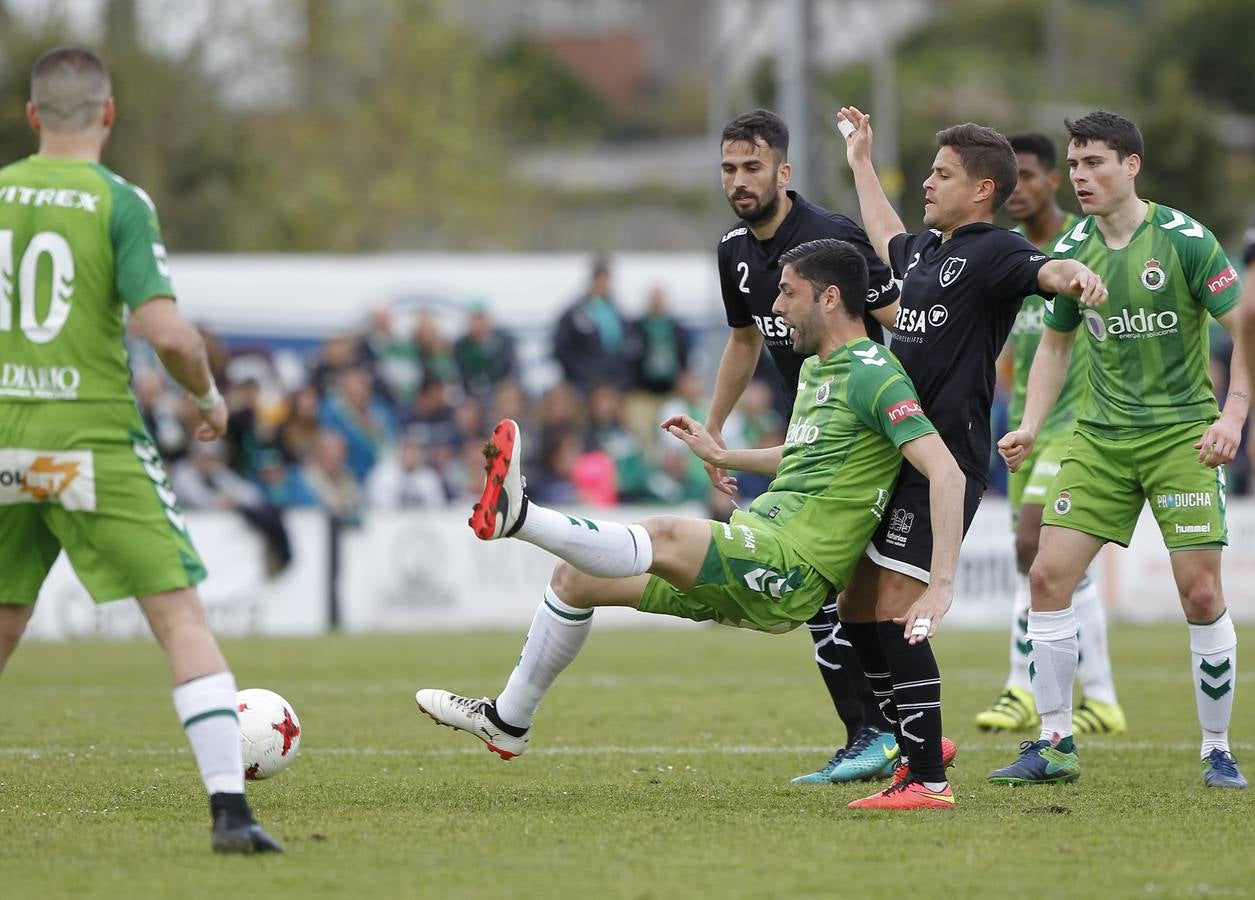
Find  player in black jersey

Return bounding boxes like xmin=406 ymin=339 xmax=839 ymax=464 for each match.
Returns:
xmin=708 ymin=109 xmax=903 ymax=785
xmin=834 ymin=107 xmax=1106 ymax=810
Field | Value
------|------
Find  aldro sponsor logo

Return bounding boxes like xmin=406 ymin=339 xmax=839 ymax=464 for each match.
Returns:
xmin=1013 ymin=303 xmax=1047 ymax=336
xmin=1082 ymin=307 xmax=1178 ymax=342
xmin=785 ymin=418 xmax=820 ymax=446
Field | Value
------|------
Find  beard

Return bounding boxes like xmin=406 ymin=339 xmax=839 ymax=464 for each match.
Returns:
xmin=727 ymin=186 xmax=782 ymax=225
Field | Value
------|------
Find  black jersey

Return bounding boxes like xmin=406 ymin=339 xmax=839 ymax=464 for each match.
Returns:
xmin=886 ymin=223 xmax=1051 ymax=484
xmin=717 ymin=190 xmax=899 ymax=396
xmin=1244 ymin=211 xmax=1255 ymax=266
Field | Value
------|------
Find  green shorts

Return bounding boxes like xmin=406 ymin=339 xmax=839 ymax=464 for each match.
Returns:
xmin=637 ymin=509 xmax=831 ymax=634
xmin=0 ymin=420 xmax=206 ymax=605
xmin=1040 ymin=420 xmax=1227 ymax=550
xmin=1009 ymin=430 xmax=1072 ymax=532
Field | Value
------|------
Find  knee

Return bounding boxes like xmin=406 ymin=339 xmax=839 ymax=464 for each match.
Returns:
xmin=641 ymin=516 xmax=679 ymax=549
xmin=1027 ymin=557 xmax=1064 ymax=605
xmin=1180 ymin=574 xmax=1222 ymax=623
xmin=550 ymin=561 xmax=594 ymax=609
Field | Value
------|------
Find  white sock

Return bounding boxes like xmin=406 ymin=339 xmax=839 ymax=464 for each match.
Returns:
xmin=1190 ymin=610 xmax=1237 ymax=757
xmin=1006 ymin=573 xmax=1032 ymax=692
xmin=1028 ymin=608 xmax=1078 ymax=742
xmin=1074 ymin=574 xmax=1118 ymax=705
xmin=515 ymin=504 xmax=653 ymax=578
xmin=494 ymin=586 xmax=594 ymax=729
xmin=172 ymin=671 xmax=244 ymax=796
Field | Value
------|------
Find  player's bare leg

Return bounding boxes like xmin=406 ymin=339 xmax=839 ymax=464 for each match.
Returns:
xmin=139 ymin=588 xmax=281 ymax=853
xmin=0 ymin=604 xmax=35 ymax=675
xmin=421 ymin=424 xmax=719 ymax=757
xmin=1170 ymin=549 xmax=1245 ymax=788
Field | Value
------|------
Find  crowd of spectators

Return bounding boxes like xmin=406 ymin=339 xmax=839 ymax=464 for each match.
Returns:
xmin=132 ymin=256 xmax=1249 ymax=572
xmin=131 ymin=259 xmax=789 ymax=568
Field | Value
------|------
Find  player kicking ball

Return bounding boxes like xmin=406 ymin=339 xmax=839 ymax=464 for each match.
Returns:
xmin=415 ymin=239 xmax=968 ymax=810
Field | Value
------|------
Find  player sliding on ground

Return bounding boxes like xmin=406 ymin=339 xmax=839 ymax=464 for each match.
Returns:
xmin=415 ymin=238 xmax=968 ymax=810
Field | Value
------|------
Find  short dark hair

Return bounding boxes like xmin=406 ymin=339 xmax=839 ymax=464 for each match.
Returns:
xmin=935 ymin=123 xmax=1018 ymax=210
xmin=31 ymin=46 xmax=111 ymax=132
xmin=778 ymin=239 xmax=868 ymax=320
xmin=721 ymin=109 xmax=789 ymax=162
xmin=1008 ymin=132 xmax=1057 ymax=170
xmin=1065 ymin=110 xmax=1144 ymax=162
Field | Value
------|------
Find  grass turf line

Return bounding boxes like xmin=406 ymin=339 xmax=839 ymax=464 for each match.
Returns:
xmin=1 ymin=625 xmax=1252 ymax=899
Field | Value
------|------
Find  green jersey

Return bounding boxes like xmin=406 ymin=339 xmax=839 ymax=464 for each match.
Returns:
xmin=1044 ymin=202 xmax=1242 ymax=429
xmin=0 ymin=155 xmax=173 ymax=427
xmin=748 ymin=337 xmax=936 ymax=585
xmin=1009 ymin=213 xmax=1088 ymax=437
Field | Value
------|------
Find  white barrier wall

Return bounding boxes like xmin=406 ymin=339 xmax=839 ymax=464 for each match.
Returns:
xmin=24 ymin=499 xmax=1255 ymax=640
xmin=26 ymin=510 xmax=329 ymax=640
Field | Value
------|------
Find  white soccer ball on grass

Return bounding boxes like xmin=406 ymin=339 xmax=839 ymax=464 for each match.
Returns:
xmin=236 ymin=688 xmax=302 ymax=779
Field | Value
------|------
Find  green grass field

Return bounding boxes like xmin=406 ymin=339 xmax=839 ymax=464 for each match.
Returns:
xmin=2 ymin=625 xmax=1253 ymax=899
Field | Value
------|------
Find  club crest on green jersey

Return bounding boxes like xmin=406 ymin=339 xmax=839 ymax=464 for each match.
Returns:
xmin=1053 ymin=490 xmax=1072 ymax=515
xmin=816 ymin=380 xmax=831 ymax=404
xmin=1140 ymin=258 xmax=1166 ymax=291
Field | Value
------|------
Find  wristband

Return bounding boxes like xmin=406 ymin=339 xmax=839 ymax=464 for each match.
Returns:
xmin=193 ymin=383 xmax=222 ymax=411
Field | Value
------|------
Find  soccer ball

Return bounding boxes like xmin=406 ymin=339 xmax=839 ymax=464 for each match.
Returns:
xmin=236 ymin=688 xmax=302 ymax=780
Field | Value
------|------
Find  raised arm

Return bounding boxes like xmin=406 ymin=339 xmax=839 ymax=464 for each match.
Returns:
xmin=836 ymin=106 xmax=905 ymax=266
xmin=131 ymin=297 xmax=227 ymax=441
xmin=894 ymin=432 xmax=965 ymax=643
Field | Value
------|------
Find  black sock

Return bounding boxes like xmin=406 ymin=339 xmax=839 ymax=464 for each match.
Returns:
xmin=843 ymin=620 xmax=899 ymax=742
xmin=805 ymin=597 xmax=869 ymax=744
xmin=210 ymin=792 xmax=254 ymax=827
xmin=485 ymin=700 xmax=528 ymax=737
xmin=876 ymin=620 xmax=944 ymax=783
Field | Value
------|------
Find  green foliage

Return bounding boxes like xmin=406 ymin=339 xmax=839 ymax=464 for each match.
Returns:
xmin=1 ymin=626 xmax=1254 ymax=898
xmin=1137 ymin=0 xmax=1255 ymax=115
xmin=490 ymin=40 xmax=611 ymax=142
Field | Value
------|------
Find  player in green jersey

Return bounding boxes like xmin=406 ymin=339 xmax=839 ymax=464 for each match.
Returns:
xmin=0 ymin=47 xmax=281 ymax=851
xmin=974 ymin=133 xmax=1126 ymax=736
xmin=991 ymin=111 xmax=1249 ymax=789
xmin=1241 ymin=213 xmax=1255 ymax=467
xmin=414 ymin=239 xmax=965 ymax=802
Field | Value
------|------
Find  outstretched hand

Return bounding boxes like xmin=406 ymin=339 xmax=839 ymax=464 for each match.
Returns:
xmin=1068 ymin=266 xmax=1108 ymax=308
xmin=661 ymin=415 xmax=737 ymax=496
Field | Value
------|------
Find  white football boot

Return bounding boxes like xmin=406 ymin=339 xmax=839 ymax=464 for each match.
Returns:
xmin=415 ymin=689 xmax=530 ymax=760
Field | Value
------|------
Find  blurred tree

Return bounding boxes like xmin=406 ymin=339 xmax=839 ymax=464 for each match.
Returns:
xmin=1137 ymin=0 xmax=1255 ymax=116
xmin=489 ymin=40 xmax=611 ymax=143
xmin=250 ymin=0 xmax=521 ymax=250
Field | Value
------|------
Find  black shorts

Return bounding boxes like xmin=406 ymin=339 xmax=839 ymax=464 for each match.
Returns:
xmin=865 ymin=464 xmax=985 ymax=583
